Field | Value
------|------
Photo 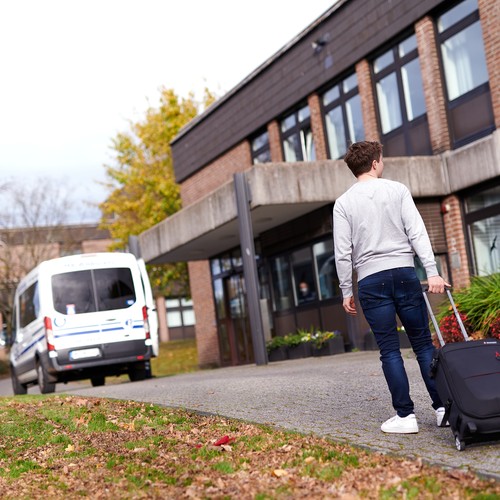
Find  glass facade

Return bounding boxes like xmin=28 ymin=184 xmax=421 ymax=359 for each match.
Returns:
xmin=465 ymin=185 xmax=500 ymax=276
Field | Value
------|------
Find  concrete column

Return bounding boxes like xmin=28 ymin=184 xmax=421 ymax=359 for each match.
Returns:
xmin=478 ymin=0 xmax=500 ymax=128
xmin=356 ymin=59 xmax=380 ymax=142
xmin=308 ymin=93 xmax=328 ymax=160
xmin=188 ymin=260 xmax=221 ymax=368
xmin=268 ymin=120 xmax=284 ymax=162
xmin=415 ymin=16 xmax=451 ymax=153
xmin=441 ymin=195 xmax=471 ymax=289
xmin=156 ymin=296 xmax=169 ymax=342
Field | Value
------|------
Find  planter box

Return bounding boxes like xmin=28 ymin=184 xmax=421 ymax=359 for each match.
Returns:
xmin=287 ymin=342 xmax=313 ymax=359
xmin=268 ymin=346 xmax=288 ymax=362
xmin=312 ymin=336 xmax=345 ymax=357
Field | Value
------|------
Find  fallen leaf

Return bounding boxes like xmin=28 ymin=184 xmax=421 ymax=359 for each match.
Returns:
xmin=273 ymin=469 xmax=288 ymax=478
xmin=213 ymin=435 xmax=235 ymax=446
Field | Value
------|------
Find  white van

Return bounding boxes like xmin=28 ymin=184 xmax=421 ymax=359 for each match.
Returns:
xmin=10 ymin=252 xmax=159 ymax=394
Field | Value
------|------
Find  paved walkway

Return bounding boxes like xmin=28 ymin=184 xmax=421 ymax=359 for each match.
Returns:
xmin=1 ymin=350 xmax=499 ymax=479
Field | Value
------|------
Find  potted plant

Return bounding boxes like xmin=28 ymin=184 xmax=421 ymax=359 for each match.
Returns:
xmin=311 ymin=330 xmax=345 ymax=356
xmin=266 ymin=336 xmax=289 ymax=362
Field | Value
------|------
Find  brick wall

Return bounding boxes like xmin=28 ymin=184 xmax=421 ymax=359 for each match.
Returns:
xmin=308 ymin=93 xmax=328 ymax=160
xmin=180 ymin=141 xmax=252 ymax=207
xmin=479 ymin=0 xmax=500 ymax=128
xmin=441 ymin=195 xmax=471 ymax=289
xmin=416 ymin=16 xmax=451 ymax=153
xmin=356 ymin=59 xmax=380 ymax=142
xmin=268 ymin=120 xmax=284 ymax=162
xmin=188 ymin=260 xmax=220 ymax=368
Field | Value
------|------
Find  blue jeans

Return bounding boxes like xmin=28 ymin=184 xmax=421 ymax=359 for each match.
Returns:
xmin=358 ymin=267 xmax=442 ymax=417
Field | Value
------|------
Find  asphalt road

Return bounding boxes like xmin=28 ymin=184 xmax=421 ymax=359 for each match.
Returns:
xmin=1 ymin=350 xmax=499 ymax=480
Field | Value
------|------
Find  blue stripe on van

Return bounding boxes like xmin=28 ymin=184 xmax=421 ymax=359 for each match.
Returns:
xmin=54 ymin=329 xmax=101 ymax=338
xmin=16 ymin=332 xmax=45 ymax=360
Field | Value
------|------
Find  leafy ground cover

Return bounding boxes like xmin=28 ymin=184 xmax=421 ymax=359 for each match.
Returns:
xmin=0 ymin=395 xmax=499 ymax=499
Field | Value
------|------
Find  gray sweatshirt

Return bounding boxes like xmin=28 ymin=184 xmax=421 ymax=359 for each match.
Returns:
xmin=333 ymin=178 xmax=438 ymax=298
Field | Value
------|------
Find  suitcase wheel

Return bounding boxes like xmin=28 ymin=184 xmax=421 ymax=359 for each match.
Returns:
xmin=455 ymin=435 xmax=465 ymax=451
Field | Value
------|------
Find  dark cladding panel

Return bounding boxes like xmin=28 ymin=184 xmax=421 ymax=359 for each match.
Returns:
xmin=173 ymin=0 xmax=446 ymax=183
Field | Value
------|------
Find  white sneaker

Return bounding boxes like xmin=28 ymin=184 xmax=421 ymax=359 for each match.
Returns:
xmin=436 ymin=407 xmax=450 ymax=427
xmin=381 ymin=414 xmax=419 ymax=434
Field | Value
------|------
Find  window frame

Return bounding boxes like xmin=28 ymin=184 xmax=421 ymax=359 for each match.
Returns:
xmin=251 ymin=129 xmax=271 ymax=164
xmin=321 ymin=72 xmax=365 ymax=159
xmin=371 ymin=32 xmax=431 ymax=156
xmin=435 ymin=0 xmax=494 ymax=148
xmin=280 ymin=104 xmax=315 ymax=162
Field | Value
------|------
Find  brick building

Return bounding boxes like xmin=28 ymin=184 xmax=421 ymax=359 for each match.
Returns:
xmin=139 ymin=0 xmax=500 ymax=367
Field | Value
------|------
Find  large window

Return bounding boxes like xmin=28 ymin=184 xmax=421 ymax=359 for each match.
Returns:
xmin=322 ymin=73 xmax=365 ymax=159
xmin=270 ymin=238 xmax=340 ymax=312
xmin=465 ymin=185 xmax=500 ymax=276
xmin=437 ymin=0 xmax=493 ymax=146
xmin=251 ymin=130 xmax=271 ymax=164
xmin=281 ymin=105 xmax=315 ymax=162
xmin=165 ymin=298 xmax=195 ymax=328
xmin=373 ymin=34 xmax=431 ymax=156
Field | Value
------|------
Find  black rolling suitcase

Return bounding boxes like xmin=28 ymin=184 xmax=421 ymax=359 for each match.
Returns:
xmin=423 ymin=289 xmax=500 ymax=451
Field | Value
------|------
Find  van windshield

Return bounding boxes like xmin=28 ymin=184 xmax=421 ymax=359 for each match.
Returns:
xmin=52 ymin=268 xmax=136 ymax=315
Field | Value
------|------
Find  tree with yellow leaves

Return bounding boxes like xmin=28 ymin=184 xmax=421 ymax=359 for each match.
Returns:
xmin=99 ymin=87 xmax=216 ymax=296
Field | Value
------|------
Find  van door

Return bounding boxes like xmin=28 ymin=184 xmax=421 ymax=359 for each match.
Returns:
xmin=11 ymin=281 xmax=41 ymax=382
xmin=137 ymin=258 xmax=159 ymax=356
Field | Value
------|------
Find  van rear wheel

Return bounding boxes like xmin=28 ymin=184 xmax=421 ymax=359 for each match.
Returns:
xmin=37 ymin=362 xmax=56 ymax=394
xmin=128 ymin=362 xmax=146 ymax=382
xmin=91 ymin=376 xmax=105 ymax=387
xmin=11 ymin=369 xmax=28 ymax=395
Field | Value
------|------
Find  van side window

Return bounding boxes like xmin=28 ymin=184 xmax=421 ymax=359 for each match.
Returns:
xmin=51 ymin=267 xmax=135 ymax=315
xmin=19 ymin=282 xmax=39 ymax=327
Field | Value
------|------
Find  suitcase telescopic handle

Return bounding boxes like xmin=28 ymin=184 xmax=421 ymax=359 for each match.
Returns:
xmin=423 ymin=287 xmax=470 ymax=347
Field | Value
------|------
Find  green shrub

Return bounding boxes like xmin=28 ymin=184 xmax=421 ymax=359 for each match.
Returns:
xmin=437 ymin=273 xmax=500 ymax=340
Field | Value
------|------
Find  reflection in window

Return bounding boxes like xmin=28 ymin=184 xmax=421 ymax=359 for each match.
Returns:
xmin=323 ymin=74 xmax=364 ymax=159
xmin=374 ymin=34 xmax=426 ymax=135
xmin=440 ymin=22 xmax=489 ymax=101
xmin=281 ymin=105 xmax=315 ymax=162
xmin=251 ymin=130 xmax=271 ymax=164
xmin=291 ymin=248 xmax=317 ymax=305
xmin=465 ymin=185 xmax=500 ymax=212
xmin=313 ymin=240 xmax=339 ymax=300
xmin=270 ymin=256 xmax=293 ymax=311
xmin=470 ymin=215 xmax=500 ymax=276
xmin=376 ymin=72 xmax=402 ymax=134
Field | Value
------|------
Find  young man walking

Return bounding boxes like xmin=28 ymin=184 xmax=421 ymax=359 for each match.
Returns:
xmin=333 ymin=141 xmax=449 ymax=434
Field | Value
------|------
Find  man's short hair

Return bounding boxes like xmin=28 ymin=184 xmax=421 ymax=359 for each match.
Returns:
xmin=343 ymin=141 xmax=383 ymax=177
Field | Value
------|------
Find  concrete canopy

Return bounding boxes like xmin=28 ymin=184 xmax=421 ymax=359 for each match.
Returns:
xmin=139 ymin=155 xmax=454 ymax=265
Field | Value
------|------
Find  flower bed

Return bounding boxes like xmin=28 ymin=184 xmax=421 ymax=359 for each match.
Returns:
xmin=267 ymin=330 xmax=344 ymax=361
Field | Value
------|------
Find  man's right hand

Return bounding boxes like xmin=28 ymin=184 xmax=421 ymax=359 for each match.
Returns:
xmin=343 ymin=296 xmax=357 ymax=315
xmin=427 ymin=275 xmax=450 ymax=294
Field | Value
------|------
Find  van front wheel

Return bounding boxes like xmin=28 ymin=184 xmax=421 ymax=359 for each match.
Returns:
xmin=37 ymin=362 xmax=56 ymax=394
xmin=91 ymin=376 xmax=105 ymax=387
xmin=11 ymin=369 xmax=28 ymax=395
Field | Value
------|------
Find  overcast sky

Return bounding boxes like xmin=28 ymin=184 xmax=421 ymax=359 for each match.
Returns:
xmin=0 ymin=0 xmax=334 ymax=222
